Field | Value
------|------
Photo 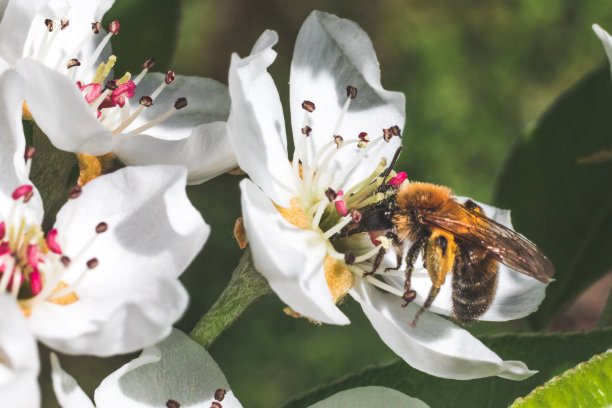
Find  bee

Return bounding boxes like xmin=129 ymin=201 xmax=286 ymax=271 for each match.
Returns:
xmin=334 ymin=147 xmax=555 ymax=326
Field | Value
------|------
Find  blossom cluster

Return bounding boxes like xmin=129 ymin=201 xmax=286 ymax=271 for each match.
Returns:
xmin=2 ymin=0 xmax=608 ymax=406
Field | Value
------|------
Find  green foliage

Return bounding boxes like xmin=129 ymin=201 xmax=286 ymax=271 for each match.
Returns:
xmin=510 ymin=351 xmax=612 ymax=408
xmin=102 ymin=0 xmax=182 ymax=76
xmin=494 ymin=65 xmax=612 ymax=331
xmin=281 ymin=328 xmax=612 ymax=408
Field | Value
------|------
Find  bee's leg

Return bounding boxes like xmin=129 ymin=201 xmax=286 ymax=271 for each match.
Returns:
xmin=401 ymin=236 xmax=427 ymax=307
xmin=363 ymin=245 xmax=386 ymax=278
xmin=410 ymin=282 xmax=442 ymax=328
xmin=383 ymin=232 xmax=403 ymax=273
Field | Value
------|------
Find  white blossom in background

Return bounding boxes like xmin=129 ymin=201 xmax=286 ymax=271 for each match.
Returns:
xmin=51 ymin=329 xmax=428 ymax=408
xmin=0 ymin=293 xmax=39 ymax=408
xmin=228 ymin=10 xmax=547 ymax=380
xmin=0 ymin=70 xmax=208 ymax=356
xmin=0 ymin=0 xmax=236 ymax=183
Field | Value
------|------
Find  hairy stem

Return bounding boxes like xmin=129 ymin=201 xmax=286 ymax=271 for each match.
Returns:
xmin=189 ymin=248 xmax=272 ymax=348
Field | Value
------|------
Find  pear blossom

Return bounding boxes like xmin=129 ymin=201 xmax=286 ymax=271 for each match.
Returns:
xmin=0 ymin=0 xmax=235 ymax=183
xmin=228 ymin=10 xmax=547 ymax=380
xmin=51 ymin=329 xmax=427 ymax=408
xmin=0 ymin=293 xmax=40 ymax=408
xmin=0 ymin=69 xmax=208 ymax=356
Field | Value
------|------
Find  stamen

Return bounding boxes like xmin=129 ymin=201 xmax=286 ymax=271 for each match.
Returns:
xmin=388 ymin=171 xmax=407 ymax=187
xmin=322 ymin=216 xmax=352 ymax=239
xmin=166 ymin=400 xmax=181 ymax=408
xmin=12 ymin=185 xmax=33 ymax=200
xmin=330 ymin=137 xmax=383 ymax=190
xmin=214 ymin=389 xmax=227 ymax=402
xmin=68 ymin=186 xmax=82 ymax=199
xmin=0 ymin=257 xmax=15 ymax=292
xmin=126 ymin=98 xmax=187 ymax=135
xmin=344 ymin=251 xmax=355 ymax=265
xmin=362 ymin=273 xmax=404 ymax=297
xmin=60 ymin=19 xmax=69 ymax=30
xmin=86 ymin=258 xmax=98 ymax=269
xmin=66 ymin=58 xmax=80 ymax=69
xmin=78 ymin=22 xmax=120 ymax=82
xmin=111 ymin=96 xmax=152 ymax=135
xmin=354 ymin=236 xmax=389 ymax=263
xmin=95 ymin=222 xmax=108 ymax=233
xmin=331 ymin=85 xmax=357 ymax=137
xmin=45 ymin=229 xmax=62 ymax=254
xmin=301 ymin=100 xmax=315 ymax=112
xmin=132 ymin=58 xmax=155 ymax=85
xmin=35 ymin=19 xmax=55 ymax=61
xmin=10 ymin=268 xmax=21 ymax=298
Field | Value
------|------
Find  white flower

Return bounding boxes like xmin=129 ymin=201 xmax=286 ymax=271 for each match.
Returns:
xmin=0 ymin=0 xmax=235 ymax=184
xmin=51 ymin=329 xmax=428 ymax=408
xmin=0 ymin=70 xmax=208 ymax=356
xmin=593 ymin=24 xmax=612 ymax=77
xmin=0 ymin=293 xmax=39 ymax=408
xmin=227 ymin=10 xmax=546 ymax=380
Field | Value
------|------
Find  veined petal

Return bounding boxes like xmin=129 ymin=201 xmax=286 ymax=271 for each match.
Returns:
xmin=93 ymin=329 xmax=242 ymax=408
xmin=0 ymin=67 xmax=43 ymax=221
xmin=51 ymin=353 xmax=95 ymax=408
xmin=0 ymin=293 xmax=40 ymax=408
xmin=113 ymin=121 xmax=237 ymax=184
xmin=129 ymin=73 xmax=230 ymax=141
xmin=17 ymin=58 xmax=112 ymax=155
xmin=241 ymin=179 xmax=349 ymax=325
xmin=29 ymin=165 xmax=207 ymax=356
xmin=290 ymin=10 xmax=405 ymax=184
xmin=350 ymin=278 xmax=536 ymax=380
xmin=384 ymin=197 xmax=547 ymax=322
xmin=309 ymin=387 xmax=429 ymax=408
xmin=593 ymin=24 xmax=612 ymax=78
xmin=227 ymin=30 xmax=297 ymax=206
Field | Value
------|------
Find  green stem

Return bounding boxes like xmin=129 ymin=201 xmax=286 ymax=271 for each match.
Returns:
xmin=189 ymin=248 xmax=272 ymax=348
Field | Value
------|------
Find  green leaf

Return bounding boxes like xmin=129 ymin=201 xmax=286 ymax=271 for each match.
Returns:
xmin=102 ymin=0 xmax=182 ymax=76
xmin=510 ymin=350 xmax=612 ymax=408
xmin=494 ymin=65 xmax=612 ymax=330
xmin=281 ymin=328 xmax=612 ymax=408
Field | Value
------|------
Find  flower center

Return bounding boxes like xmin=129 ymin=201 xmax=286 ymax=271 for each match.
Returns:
xmin=29 ymin=17 xmax=188 ymax=135
xmin=276 ymin=85 xmax=405 ymax=302
xmin=0 ymin=150 xmax=107 ymax=313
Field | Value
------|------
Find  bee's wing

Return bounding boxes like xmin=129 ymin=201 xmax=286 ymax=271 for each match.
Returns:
xmin=419 ymin=203 xmax=554 ymax=283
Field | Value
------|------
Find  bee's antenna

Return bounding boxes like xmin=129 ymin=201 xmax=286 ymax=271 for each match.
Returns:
xmin=376 ymin=146 xmax=403 ymax=193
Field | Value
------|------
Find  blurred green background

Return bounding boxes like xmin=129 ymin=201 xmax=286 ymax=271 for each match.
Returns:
xmin=41 ymin=1 xmax=612 ymax=407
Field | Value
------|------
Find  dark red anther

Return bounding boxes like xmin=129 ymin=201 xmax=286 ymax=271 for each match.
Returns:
xmin=60 ymin=256 xmax=71 ymax=267
xmin=86 ymin=258 xmax=99 ymax=269
xmin=95 ymin=222 xmax=108 ymax=234
xmin=109 ymin=81 xmax=136 ymax=108
xmin=333 ymin=134 xmax=343 ymax=148
xmin=174 ymin=98 xmax=187 ymax=110
xmin=390 ymin=125 xmax=401 ymax=137
xmin=350 ymin=210 xmax=362 ymax=223
xmin=382 ymin=127 xmax=393 ymax=142
xmin=91 ymin=22 xmax=102 ymax=34
xmin=165 ymin=71 xmax=176 ymax=85
xmin=166 ymin=400 xmax=180 ymax=408
xmin=60 ymin=19 xmax=69 ymax=30
xmin=139 ymin=96 xmax=153 ymax=107
xmin=358 ymin=132 xmax=369 ymax=141
xmin=0 ymin=221 xmax=4 ymax=240
xmin=24 ymin=146 xmax=36 ymax=160
xmin=344 ymin=251 xmax=356 ymax=265
xmin=44 ymin=19 xmax=55 ymax=32
xmin=109 ymin=21 xmax=120 ymax=35
xmin=68 ymin=186 xmax=82 ymax=199
xmin=346 ymin=85 xmax=358 ymax=99
xmin=67 ymin=59 xmax=81 ymax=69
xmin=301 ymin=100 xmax=315 ymax=112
xmin=325 ymin=188 xmax=337 ymax=202
xmin=142 ymin=58 xmax=155 ymax=70
xmin=214 ymin=389 xmax=226 ymax=401
xmin=301 ymin=126 xmax=312 ymax=137
xmin=104 ymin=79 xmax=118 ymax=91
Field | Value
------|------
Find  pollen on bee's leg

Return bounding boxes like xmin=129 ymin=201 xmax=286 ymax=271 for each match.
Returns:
xmin=324 ymin=256 xmax=355 ymax=304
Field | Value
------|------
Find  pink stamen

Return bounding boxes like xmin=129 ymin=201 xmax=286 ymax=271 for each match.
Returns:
xmin=0 ymin=242 xmax=9 ymax=255
xmin=79 ymin=82 xmax=102 ymax=103
xmin=334 ymin=190 xmax=348 ymax=216
xmin=0 ymin=221 xmax=4 ymax=240
xmin=29 ymin=269 xmax=42 ymax=296
xmin=27 ymin=244 xmax=41 ymax=268
xmin=12 ymin=185 xmax=33 ymax=200
xmin=110 ymin=81 xmax=136 ymax=108
xmin=46 ymin=229 xmax=62 ymax=255
xmin=388 ymin=171 xmax=407 ymax=187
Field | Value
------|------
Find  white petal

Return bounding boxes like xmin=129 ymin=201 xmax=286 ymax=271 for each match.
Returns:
xmin=350 ymin=278 xmax=536 ymax=380
xmin=309 ymin=387 xmax=429 ymax=408
xmin=50 ymin=353 xmax=95 ymax=408
xmin=593 ymin=24 xmax=612 ymax=78
xmin=94 ymin=329 xmax=243 ymax=408
xmin=0 ymin=294 xmax=39 ymax=408
xmin=17 ymin=58 xmax=112 ymax=155
xmin=113 ymin=121 xmax=237 ymax=185
xmin=241 ymin=179 xmax=349 ymax=325
xmin=384 ymin=196 xmax=547 ymax=322
xmin=227 ymin=30 xmax=297 ymax=206
xmin=129 ymin=73 xmax=230 ymax=141
xmin=290 ymin=11 xmax=405 ymax=185
xmin=0 ymin=67 xmax=43 ymax=219
xmin=29 ymin=165 xmax=208 ymax=356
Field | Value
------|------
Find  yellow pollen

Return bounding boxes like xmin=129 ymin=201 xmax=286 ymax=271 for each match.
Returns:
xmin=92 ymin=55 xmax=117 ymax=84
xmin=22 ymin=101 xmax=33 ymax=120
xmin=324 ymin=256 xmax=354 ymax=303
xmin=116 ymin=71 xmax=132 ymax=85
xmin=77 ymin=153 xmax=123 ymax=186
xmin=274 ymin=198 xmax=309 ymax=229
xmin=49 ymin=282 xmax=79 ymax=306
